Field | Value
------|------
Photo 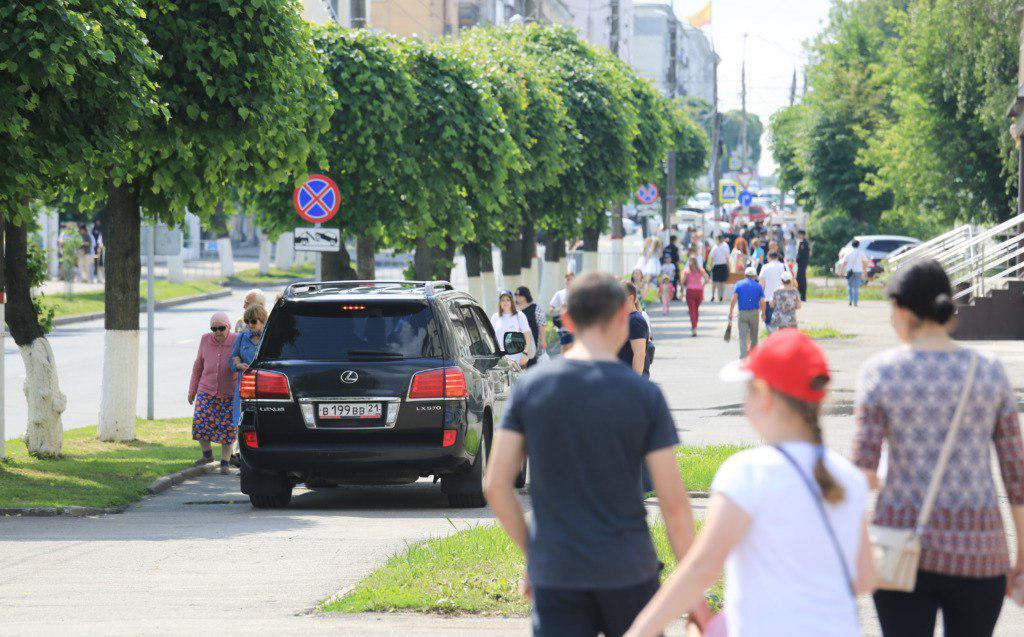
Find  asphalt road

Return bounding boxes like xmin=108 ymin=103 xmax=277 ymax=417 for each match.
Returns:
xmin=2 ymin=289 xmax=255 ymax=441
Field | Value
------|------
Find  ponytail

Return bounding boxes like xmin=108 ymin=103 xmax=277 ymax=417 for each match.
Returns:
xmin=775 ymin=380 xmax=845 ymax=504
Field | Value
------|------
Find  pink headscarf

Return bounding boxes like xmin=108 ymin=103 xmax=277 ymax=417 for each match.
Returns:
xmin=210 ymin=312 xmax=231 ymax=328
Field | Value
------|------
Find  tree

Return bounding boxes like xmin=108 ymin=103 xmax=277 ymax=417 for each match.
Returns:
xmin=95 ymin=0 xmax=332 ymax=441
xmin=0 ymin=0 xmax=158 ymax=455
xmin=767 ymin=104 xmax=807 ymax=201
xmin=668 ymin=101 xmax=710 ymax=200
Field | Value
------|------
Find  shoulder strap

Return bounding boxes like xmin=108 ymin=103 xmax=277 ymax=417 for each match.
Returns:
xmin=774 ymin=445 xmax=856 ymax=598
xmin=915 ymin=351 xmax=978 ymax=534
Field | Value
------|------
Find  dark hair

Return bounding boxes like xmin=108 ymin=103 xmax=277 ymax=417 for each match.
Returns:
xmin=670 ymin=235 xmax=677 ymax=242
xmin=769 ymin=251 xmax=780 ymax=260
xmin=566 ymin=272 xmax=627 ymax=330
xmin=886 ymin=258 xmax=956 ymax=324
xmin=798 ymin=230 xmax=806 ymax=236
xmin=851 ymin=239 xmax=860 ymax=248
xmin=497 ymin=290 xmax=518 ymax=315
xmin=514 ymin=286 xmax=533 ymax=304
xmin=773 ymin=376 xmax=845 ymax=504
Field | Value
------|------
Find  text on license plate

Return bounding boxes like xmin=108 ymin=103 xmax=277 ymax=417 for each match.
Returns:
xmin=318 ymin=402 xmax=382 ymax=420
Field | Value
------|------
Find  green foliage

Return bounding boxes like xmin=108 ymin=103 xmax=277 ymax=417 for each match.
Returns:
xmin=768 ymin=105 xmax=807 ymax=198
xmin=27 ymin=237 xmax=55 ymax=333
xmin=58 ymin=225 xmax=83 ymax=282
xmin=721 ymin=109 xmax=763 ymax=171
xmin=669 ymin=102 xmax=710 ymax=200
xmin=807 ymin=208 xmax=869 ymax=269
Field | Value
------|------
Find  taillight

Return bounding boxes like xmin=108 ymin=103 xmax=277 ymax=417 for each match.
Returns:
xmin=442 ymin=430 xmax=457 ymax=447
xmin=242 ymin=430 xmax=259 ymax=448
xmin=408 ymin=367 xmax=468 ymax=399
xmin=239 ymin=370 xmax=291 ymax=400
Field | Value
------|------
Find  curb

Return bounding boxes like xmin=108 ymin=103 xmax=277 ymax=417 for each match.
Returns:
xmin=0 ymin=462 xmax=218 ymax=518
xmin=51 ymin=289 xmax=233 ymax=327
xmin=223 ymin=277 xmax=308 ymax=289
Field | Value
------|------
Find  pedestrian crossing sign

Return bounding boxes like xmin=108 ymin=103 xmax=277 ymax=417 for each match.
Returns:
xmin=720 ymin=182 xmax=739 ymax=204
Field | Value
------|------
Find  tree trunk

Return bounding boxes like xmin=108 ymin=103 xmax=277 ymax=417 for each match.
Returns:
xmin=540 ymin=235 xmax=565 ymax=310
xmin=463 ymin=243 xmax=483 ymax=302
xmin=4 ymin=219 xmax=66 ymax=456
xmin=610 ymin=203 xmax=625 ymax=277
xmin=520 ymin=222 xmax=536 ymax=293
xmin=321 ymin=242 xmax=357 ymax=281
xmin=479 ymin=244 xmax=496 ymax=315
xmin=581 ymin=225 xmax=600 ymax=274
xmin=98 ymin=182 xmax=141 ymax=442
xmin=275 ymin=232 xmax=294 ymax=270
xmin=500 ymin=235 xmax=522 ymax=291
xmin=356 ymin=235 xmax=376 ymax=279
xmin=257 ymin=231 xmax=271 ymax=275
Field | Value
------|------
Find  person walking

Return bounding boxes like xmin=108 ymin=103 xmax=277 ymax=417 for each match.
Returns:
xmin=708 ymin=235 xmax=730 ymax=302
xmin=796 ymin=230 xmax=810 ymax=301
xmin=627 ymin=330 xmax=874 ymax=637
xmin=188 ymin=312 xmax=238 ymax=474
xmin=484 ymin=272 xmax=697 ymax=637
xmin=230 ymin=304 xmax=268 ymax=428
xmin=749 ymin=238 xmax=765 ymax=274
xmin=91 ymin=220 xmax=105 ymax=283
xmin=768 ymin=271 xmax=801 ymax=333
xmin=759 ymin=252 xmax=787 ymax=327
xmin=77 ymin=224 xmax=94 ymax=283
xmin=618 ymin=283 xmax=651 ymax=377
xmin=492 ymin=289 xmax=533 ymax=367
xmin=548 ymin=271 xmax=575 ymax=353
xmin=235 ymin=288 xmax=267 ymax=332
xmin=841 ymin=239 xmax=869 ymax=307
xmin=852 ymin=259 xmax=1024 ymax=637
xmin=657 ymin=274 xmax=674 ymax=316
xmin=681 ymin=257 xmax=710 ymax=337
xmin=728 ymin=267 xmax=766 ymax=359
xmin=629 ymin=269 xmax=648 ymax=308
xmin=515 ymin=286 xmax=545 ymax=368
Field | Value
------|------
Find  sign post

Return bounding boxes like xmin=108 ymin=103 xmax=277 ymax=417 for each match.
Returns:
xmin=293 ymin=174 xmax=341 ymax=282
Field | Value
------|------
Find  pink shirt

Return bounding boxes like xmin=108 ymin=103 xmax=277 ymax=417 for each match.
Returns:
xmin=189 ymin=331 xmax=238 ymax=399
xmin=683 ymin=268 xmax=705 ymax=290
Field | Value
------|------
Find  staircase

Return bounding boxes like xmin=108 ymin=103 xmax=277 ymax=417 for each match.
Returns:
xmin=887 ymin=213 xmax=1024 ymax=340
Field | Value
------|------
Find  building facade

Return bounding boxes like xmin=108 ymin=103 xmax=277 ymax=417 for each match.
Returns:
xmin=633 ymin=3 xmax=716 ymax=103
xmin=561 ymin=0 xmax=633 ymax=62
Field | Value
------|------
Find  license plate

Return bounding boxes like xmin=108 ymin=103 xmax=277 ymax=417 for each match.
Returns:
xmin=318 ymin=402 xmax=382 ymax=420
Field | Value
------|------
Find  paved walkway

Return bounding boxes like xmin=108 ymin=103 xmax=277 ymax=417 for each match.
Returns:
xmin=3 ymin=290 xmax=1024 ymax=635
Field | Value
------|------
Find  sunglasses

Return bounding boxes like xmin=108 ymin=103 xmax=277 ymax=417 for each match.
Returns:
xmin=244 ymin=319 xmax=259 ymax=325
xmin=210 ymin=326 xmax=227 ymax=332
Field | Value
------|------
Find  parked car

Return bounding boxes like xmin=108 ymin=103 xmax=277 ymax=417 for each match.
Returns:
xmin=835 ymin=235 xmax=921 ymax=277
xmin=237 ymin=280 xmax=527 ymax=509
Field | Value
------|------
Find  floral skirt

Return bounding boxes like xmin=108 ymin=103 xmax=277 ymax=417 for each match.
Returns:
xmin=192 ymin=391 xmax=236 ymax=444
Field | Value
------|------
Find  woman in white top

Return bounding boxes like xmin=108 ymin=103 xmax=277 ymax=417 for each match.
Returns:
xmin=627 ymin=330 xmax=875 ymax=637
xmin=490 ymin=290 xmax=532 ymax=367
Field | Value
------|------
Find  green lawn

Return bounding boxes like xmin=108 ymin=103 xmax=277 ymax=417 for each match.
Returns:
xmin=323 ymin=445 xmax=741 ymax=616
xmin=40 ymin=279 xmax=226 ymax=319
xmin=0 ymin=419 xmax=199 ymax=509
xmin=760 ymin=324 xmax=853 ymax=341
xmin=226 ymin=263 xmax=315 ymax=286
xmin=808 ymin=280 xmax=886 ymax=301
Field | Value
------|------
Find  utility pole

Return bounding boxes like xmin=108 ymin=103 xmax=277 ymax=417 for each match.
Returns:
xmin=711 ymin=53 xmax=722 ymax=225
xmin=663 ymin=17 xmax=679 ymax=241
xmin=740 ymin=33 xmax=749 ymax=219
xmin=789 ymin=68 xmax=797 ymax=106
xmin=609 ymin=0 xmax=625 ymax=274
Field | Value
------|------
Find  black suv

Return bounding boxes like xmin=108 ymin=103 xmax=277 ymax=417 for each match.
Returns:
xmin=237 ymin=280 xmax=526 ymax=509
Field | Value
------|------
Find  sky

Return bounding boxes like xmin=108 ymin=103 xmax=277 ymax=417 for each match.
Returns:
xmin=668 ymin=0 xmax=832 ymax=174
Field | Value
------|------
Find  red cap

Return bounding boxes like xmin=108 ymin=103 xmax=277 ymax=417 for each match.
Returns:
xmin=720 ymin=329 xmax=831 ymax=402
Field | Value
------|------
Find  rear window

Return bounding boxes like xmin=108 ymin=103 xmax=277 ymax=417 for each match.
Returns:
xmin=865 ymin=239 xmax=914 ymax=254
xmin=259 ymin=301 xmax=443 ymax=361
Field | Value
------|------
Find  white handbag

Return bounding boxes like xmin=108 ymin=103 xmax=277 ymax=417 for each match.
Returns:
xmin=870 ymin=352 xmax=978 ymax=592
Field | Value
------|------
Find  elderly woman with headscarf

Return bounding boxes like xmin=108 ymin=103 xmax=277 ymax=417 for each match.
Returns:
xmin=188 ymin=312 xmax=238 ymax=474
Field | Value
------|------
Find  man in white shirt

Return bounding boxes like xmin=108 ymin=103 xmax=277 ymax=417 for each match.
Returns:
xmin=548 ymin=271 xmax=575 ymax=350
xmin=841 ymin=240 xmax=870 ymax=307
xmin=708 ymin=235 xmax=731 ymax=302
xmin=758 ymin=252 xmax=787 ymax=327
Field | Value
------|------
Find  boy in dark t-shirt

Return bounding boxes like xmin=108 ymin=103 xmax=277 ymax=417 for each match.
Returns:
xmin=485 ymin=272 xmax=696 ymax=637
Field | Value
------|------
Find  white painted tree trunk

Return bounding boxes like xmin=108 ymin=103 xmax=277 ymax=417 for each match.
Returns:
xmin=467 ymin=275 xmax=483 ymax=305
xmin=166 ymin=254 xmax=185 ymax=283
xmin=98 ymin=330 xmax=139 ymax=441
xmin=20 ymin=338 xmax=66 ymax=456
xmin=275 ymin=232 xmax=294 ymax=270
xmin=216 ymin=237 xmax=234 ymax=277
xmin=257 ymin=232 xmax=272 ymax=275
xmin=611 ymin=237 xmax=624 ymax=277
xmin=540 ymin=260 xmax=563 ymax=311
xmin=480 ymin=270 xmax=496 ymax=315
xmin=582 ymin=250 xmax=599 ymax=275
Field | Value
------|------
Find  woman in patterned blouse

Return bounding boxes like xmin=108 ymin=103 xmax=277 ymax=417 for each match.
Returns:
xmin=852 ymin=259 xmax=1024 ymax=636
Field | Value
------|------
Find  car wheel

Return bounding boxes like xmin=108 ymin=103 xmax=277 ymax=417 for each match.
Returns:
xmin=249 ymin=492 xmax=292 ymax=508
xmin=443 ymin=427 xmax=490 ymax=508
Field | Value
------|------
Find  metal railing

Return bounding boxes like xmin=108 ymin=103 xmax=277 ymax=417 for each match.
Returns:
xmin=887 ymin=224 xmax=973 ymax=270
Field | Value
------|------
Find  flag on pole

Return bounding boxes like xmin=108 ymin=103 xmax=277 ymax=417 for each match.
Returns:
xmin=688 ymin=2 xmax=711 ymax=28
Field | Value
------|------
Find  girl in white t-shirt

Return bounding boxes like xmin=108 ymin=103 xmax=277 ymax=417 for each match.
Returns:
xmin=627 ymin=330 xmax=875 ymax=637
xmin=491 ymin=290 xmax=532 ymax=367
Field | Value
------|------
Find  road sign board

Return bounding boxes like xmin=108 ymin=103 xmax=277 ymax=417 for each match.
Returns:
xmin=294 ymin=226 xmax=341 ymax=252
xmin=738 ymin=190 xmax=754 ymax=207
xmin=293 ymin=174 xmax=340 ymax=224
xmin=737 ymin=171 xmax=754 ymax=189
xmin=720 ymin=182 xmax=739 ymax=204
xmin=636 ymin=183 xmax=659 ymax=205
xmin=728 ymin=157 xmax=742 ymax=171
xmin=140 ymin=223 xmax=182 ymax=256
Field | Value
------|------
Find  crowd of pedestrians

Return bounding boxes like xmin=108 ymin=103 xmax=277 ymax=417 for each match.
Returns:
xmin=486 ymin=260 xmax=1024 ymax=637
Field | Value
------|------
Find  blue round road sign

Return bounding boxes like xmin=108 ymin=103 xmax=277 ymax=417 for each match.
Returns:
xmin=738 ymin=190 xmax=754 ymax=207
xmin=636 ymin=183 xmax=659 ymax=205
xmin=293 ymin=174 xmax=340 ymax=224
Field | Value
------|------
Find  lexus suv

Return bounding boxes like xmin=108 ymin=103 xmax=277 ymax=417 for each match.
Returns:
xmin=237 ymin=280 xmax=526 ymax=509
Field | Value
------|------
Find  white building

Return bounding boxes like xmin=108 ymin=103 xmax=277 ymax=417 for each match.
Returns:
xmin=633 ymin=3 xmax=716 ymax=102
xmin=561 ymin=0 xmax=633 ymax=63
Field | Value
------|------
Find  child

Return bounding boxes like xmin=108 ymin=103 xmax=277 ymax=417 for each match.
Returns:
xmin=658 ymin=274 xmax=675 ymax=315
xmin=626 ymin=330 xmax=874 ymax=637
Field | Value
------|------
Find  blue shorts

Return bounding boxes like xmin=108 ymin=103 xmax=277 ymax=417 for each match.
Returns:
xmin=531 ymin=576 xmax=659 ymax=637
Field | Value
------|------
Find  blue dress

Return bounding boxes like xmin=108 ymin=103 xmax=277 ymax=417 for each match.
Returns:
xmin=230 ymin=329 xmax=262 ymax=426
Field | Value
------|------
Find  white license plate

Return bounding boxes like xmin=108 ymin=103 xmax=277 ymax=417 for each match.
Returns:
xmin=318 ymin=402 xmax=382 ymax=420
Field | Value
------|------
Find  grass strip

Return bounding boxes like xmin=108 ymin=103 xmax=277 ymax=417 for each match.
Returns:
xmin=807 ymin=282 xmax=885 ymax=301
xmin=676 ymin=444 xmax=745 ymax=491
xmin=0 ymin=419 xmax=199 ymax=509
xmin=760 ymin=324 xmax=852 ymax=341
xmin=225 ymin=263 xmax=315 ymax=286
xmin=40 ymin=279 xmax=226 ymax=319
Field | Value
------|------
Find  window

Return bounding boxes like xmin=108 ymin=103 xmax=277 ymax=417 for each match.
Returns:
xmin=470 ymin=307 xmax=500 ymax=354
xmin=865 ymin=239 xmax=915 ymax=254
xmin=260 ymin=301 xmax=442 ymax=360
xmin=635 ymin=15 xmax=667 ymax=37
xmin=459 ymin=306 xmax=495 ymax=356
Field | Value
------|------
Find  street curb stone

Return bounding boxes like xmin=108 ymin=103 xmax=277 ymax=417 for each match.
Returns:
xmin=146 ymin=462 xmax=217 ymax=495
xmin=223 ymin=277 xmax=309 ymax=289
xmin=51 ymin=289 xmax=233 ymax=327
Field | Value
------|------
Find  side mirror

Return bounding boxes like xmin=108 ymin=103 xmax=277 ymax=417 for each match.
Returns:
xmin=503 ymin=331 xmax=526 ymax=355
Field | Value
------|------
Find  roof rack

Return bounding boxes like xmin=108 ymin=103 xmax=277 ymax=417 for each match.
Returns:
xmin=282 ymin=280 xmax=454 ymax=299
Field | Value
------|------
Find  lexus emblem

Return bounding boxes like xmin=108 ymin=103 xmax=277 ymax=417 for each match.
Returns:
xmin=340 ymin=371 xmax=359 ymax=384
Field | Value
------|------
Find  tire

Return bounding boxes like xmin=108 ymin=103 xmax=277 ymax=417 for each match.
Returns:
xmin=249 ymin=492 xmax=291 ymax=508
xmin=443 ymin=427 xmax=490 ymax=508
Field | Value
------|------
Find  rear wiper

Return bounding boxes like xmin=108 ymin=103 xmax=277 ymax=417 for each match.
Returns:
xmin=347 ymin=349 xmax=404 ymax=358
